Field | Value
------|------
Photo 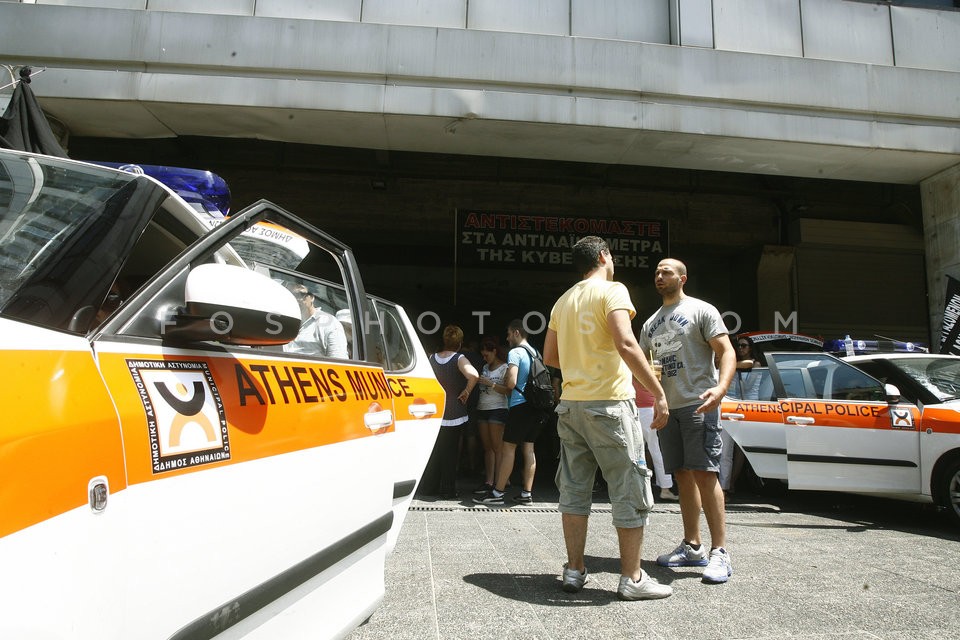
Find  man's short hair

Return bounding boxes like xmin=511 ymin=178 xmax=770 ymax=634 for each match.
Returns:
xmin=572 ymin=236 xmax=609 ymax=275
xmin=507 ymin=318 xmax=527 ymax=338
xmin=660 ymin=257 xmax=688 ymax=277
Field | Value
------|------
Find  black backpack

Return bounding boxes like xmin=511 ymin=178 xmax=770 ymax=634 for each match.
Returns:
xmin=518 ymin=344 xmax=556 ymax=410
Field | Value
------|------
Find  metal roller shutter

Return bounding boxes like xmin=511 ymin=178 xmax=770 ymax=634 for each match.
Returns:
xmin=794 ymin=220 xmax=928 ymax=343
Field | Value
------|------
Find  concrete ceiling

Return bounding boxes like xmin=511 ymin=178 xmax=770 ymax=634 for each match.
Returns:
xmin=35 ymin=95 xmax=960 ymax=186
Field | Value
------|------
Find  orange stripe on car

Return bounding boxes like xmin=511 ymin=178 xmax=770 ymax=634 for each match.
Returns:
xmin=920 ymin=407 xmax=960 ymax=435
xmin=2 ymin=351 xmax=435 ymax=539
xmin=387 ymin=374 xmax=445 ymax=421
xmin=778 ymin=400 xmax=916 ymax=429
xmin=97 ymin=353 xmax=402 ymax=485
xmin=728 ymin=400 xmax=782 ymax=421
xmin=1 ymin=350 xmax=127 ymax=539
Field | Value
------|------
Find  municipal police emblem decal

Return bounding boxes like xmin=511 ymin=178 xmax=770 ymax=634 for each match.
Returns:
xmin=890 ymin=408 xmax=915 ymax=430
xmin=127 ymin=359 xmax=230 ymax=473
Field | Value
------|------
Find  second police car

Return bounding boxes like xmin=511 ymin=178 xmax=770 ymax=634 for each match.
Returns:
xmin=722 ymin=336 xmax=960 ymax=528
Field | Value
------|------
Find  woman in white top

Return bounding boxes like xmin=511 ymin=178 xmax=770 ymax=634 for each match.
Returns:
xmin=473 ymin=337 xmax=510 ymax=495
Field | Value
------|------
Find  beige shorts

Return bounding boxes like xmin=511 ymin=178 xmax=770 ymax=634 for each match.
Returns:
xmin=554 ymin=399 xmax=654 ymax=528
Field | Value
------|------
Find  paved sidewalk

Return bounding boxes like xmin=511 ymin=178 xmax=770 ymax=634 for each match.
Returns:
xmin=349 ymin=490 xmax=960 ymax=640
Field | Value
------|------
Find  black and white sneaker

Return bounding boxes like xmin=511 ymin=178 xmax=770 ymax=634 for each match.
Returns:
xmin=512 ymin=493 xmax=533 ymax=505
xmin=472 ymin=489 xmax=505 ymax=505
xmin=473 ymin=482 xmax=493 ymax=495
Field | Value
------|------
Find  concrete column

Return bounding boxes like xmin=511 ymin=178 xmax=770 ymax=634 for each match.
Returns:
xmin=920 ymin=162 xmax=960 ymax=352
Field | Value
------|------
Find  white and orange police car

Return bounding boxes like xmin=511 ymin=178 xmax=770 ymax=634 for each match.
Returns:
xmin=0 ymin=148 xmax=444 ymax=638
xmin=722 ymin=348 xmax=960 ymax=527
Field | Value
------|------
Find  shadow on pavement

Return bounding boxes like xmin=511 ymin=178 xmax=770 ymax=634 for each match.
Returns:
xmin=461 ymin=555 xmax=702 ymax=606
xmin=462 ymin=572 xmax=612 ymax=607
xmin=768 ymin=490 xmax=960 ymax=541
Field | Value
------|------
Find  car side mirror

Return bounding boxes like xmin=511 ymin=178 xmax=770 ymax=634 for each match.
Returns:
xmin=884 ymin=383 xmax=901 ymax=404
xmin=162 ymin=263 xmax=301 ymax=345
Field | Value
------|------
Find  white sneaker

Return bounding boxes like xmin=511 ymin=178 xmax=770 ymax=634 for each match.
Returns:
xmin=659 ymin=487 xmax=678 ymax=501
xmin=702 ymin=547 xmax=733 ymax=583
xmin=561 ymin=564 xmax=589 ymax=593
xmin=656 ymin=540 xmax=708 ymax=567
xmin=617 ymin=570 xmax=672 ymax=600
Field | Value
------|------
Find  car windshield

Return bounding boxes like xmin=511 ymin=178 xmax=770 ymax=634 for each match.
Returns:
xmin=889 ymin=357 xmax=960 ymax=402
xmin=0 ymin=151 xmax=167 ymax=331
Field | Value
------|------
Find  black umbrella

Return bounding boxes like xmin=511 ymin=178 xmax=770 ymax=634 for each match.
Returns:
xmin=0 ymin=67 xmax=68 ymax=157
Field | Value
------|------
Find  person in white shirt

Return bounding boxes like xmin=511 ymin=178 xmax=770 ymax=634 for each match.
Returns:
xmin=284 ymin=284 xmax=348 ymax=359
xmin=472 ymin=337 xmax=510 ymax=496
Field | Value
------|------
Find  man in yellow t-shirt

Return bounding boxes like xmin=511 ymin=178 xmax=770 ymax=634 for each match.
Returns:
xmin=544 ymin=235 xmax=671 ymax=601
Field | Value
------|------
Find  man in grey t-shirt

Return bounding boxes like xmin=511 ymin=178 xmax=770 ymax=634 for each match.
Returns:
xmin=639 ymin=258 xmax=736 ymax=584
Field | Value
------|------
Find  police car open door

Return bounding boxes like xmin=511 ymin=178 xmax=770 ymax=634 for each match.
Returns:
xmin=90 ymin=201 xmax=397 ymax=639
xmin=766 ymin=353 xmax=922 ymax=495
xmin=721 ymin=368 xmax=789 ymax=481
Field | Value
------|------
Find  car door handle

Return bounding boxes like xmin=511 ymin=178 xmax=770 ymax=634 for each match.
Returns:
xmin=364 ymin=409 xmax=394 ymax=431
xmin=408 ymin=403 xmax=438 ymax=418
xmin=786 ymin=416 xmax=815 ymax=425
xmin=721 ymin=413 xmax=745 ymax=420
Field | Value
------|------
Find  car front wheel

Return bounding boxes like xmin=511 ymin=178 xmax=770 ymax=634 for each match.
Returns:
xmin=940 ymin=458 xmax=960 ymax=528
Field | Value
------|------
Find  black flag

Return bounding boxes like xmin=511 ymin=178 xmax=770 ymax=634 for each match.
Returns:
xmin=939 ymin=275 xmax=960 ymax=355
xmin=0 ymin=67 xmax=68 ymax=157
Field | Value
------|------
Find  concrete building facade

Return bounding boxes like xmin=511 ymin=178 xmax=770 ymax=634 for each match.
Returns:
xmin=2 ymin=0 xmax=959 ymax=346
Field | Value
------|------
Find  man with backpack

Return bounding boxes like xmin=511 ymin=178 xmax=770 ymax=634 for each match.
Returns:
xmin=543 ymin=236 xmax=672 ymax=601
xmin=474 ymin=319 xmax=552 ymax=506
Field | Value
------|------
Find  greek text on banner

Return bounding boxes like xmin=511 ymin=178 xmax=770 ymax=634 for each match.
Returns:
xmin=457 ymin=210 xmax=668 ymax=271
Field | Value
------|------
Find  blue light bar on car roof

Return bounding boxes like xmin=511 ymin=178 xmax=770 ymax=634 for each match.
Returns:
xmin=823 ymin=338 xmax=929 ymax=355
xmin=90 ymin=162 xmax=231 ymax=217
